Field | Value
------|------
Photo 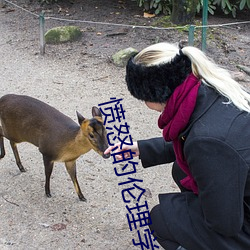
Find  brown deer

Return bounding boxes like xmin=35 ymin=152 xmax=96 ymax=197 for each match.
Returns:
xmin=0 ymin=94 xmax=110 ymax=201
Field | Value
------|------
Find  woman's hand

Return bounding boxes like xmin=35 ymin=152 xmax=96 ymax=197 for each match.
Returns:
xmin=104 ymin=142 xmax=139 ymax=161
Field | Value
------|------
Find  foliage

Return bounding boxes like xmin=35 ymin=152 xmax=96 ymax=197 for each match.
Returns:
xmin=209 ymin=0 xmax=238 ymax=17
xmin=134 ymin=0 xmax=172 ymax=15
xmin=213 ymin=0 xmax=250 ymax=17
xmin=196 ymin=0 xmax=216 ymax=15
xmin=239 ymin=0 xmax=250 ymax=9
xmin=135 ymin=0 xmax=250 ymax=17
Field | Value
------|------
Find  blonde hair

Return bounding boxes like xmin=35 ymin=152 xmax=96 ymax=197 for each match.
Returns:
xmin=134 ymin=42 xmax=250 ymax=113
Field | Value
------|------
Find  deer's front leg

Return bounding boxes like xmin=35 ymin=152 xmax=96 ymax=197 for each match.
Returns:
xmin=65 ymin=160 xmax=86 ymax=202
xmin=43 ymin=155 xmax=54 ymax=198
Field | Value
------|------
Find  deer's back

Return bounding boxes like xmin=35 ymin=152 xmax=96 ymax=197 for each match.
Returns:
xmin=0 ymin=94 xmax=79 ymax=147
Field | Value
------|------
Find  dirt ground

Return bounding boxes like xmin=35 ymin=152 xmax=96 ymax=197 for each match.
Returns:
xmin=0 ymin=0 xmax=249 ymax=249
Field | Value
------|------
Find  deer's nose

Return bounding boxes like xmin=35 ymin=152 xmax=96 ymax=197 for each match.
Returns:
xmin=103 ymin=153 xmax=110 ymax=159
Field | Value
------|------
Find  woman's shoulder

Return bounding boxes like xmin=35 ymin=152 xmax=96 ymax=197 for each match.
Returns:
xmin=185 ymin=84 xmax=250 ymax=147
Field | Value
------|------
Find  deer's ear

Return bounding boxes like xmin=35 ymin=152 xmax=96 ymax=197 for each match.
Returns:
xmin=76 ymin=111 xmax=85 ymax=125
xmin=92 ymin=106 xmax=102 ymax=118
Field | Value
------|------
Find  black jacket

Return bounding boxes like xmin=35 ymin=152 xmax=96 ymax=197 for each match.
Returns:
xmin=138 ymin=84 xmax=250 ymax=250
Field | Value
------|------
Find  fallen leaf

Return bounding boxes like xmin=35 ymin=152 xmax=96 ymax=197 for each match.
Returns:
xmin=51 ymin=223 xmax=67 ymax=231
xmin=143 ymin=12 xmax=155 ymax=18
xmin=143 ymin=188 xmax=152 ymax=198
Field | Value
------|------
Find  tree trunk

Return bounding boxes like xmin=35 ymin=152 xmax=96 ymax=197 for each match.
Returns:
xmin=171 ymin=0 xmax=198 ymax=25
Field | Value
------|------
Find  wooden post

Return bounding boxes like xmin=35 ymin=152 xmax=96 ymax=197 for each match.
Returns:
xmin=39 ymin=11 xmax=45 ymax=55
xmin=202 ymin=0 xmax=208 ymax=51
xmin=188 ymin=25 xmax=195 ymax=46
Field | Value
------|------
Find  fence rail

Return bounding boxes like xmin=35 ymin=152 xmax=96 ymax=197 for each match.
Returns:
xmin=3 ymin=0 xmax=250 ymax=55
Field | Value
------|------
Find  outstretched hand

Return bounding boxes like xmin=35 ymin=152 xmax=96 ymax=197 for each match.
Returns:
xmin=104 ymin=142 xmax=139 ymax=161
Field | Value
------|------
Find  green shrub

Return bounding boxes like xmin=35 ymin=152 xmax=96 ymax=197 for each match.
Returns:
xmin=135 ymin=0 xmax=250 ymax=18
xmin=196 ymin=0 xmax=216 ymax=15
xmin=213 ymin=0 xmax=250 ymax=17
xmin=134 ymin=0 xmax=172 ymax=15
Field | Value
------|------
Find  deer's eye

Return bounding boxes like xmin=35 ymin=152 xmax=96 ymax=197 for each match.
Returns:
xmin=89 ymin=133 xmax=94 ymax=139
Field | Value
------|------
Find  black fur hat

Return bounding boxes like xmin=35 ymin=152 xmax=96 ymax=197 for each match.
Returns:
xmin=125 ymin=52 xmax=192 ymax=103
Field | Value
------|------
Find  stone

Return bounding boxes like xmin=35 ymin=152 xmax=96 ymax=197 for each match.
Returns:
xmin=237 ymin=65 xmax=250 ymax=76
xmin=231 ymin=71 xmax=247 ymax=82
xmin=112 ymin=47 xmax=138 ymax=67
xmin=44 ymin=26 xmax=82 ymax=44
xmin=0 ymin=0 xmax=6 ymax=8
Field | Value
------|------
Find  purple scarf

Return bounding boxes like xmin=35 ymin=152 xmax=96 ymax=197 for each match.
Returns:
xmin=158 ymin=73 xmax=201 ymax=194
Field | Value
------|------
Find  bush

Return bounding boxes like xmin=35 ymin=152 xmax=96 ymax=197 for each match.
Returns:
xmin=212 ymin=0 xmax=250 ymax=17
xmin=134 ymin=0 xmax=172 ymax=15
xmin=135 ymin=0 xmax=250 ymax=18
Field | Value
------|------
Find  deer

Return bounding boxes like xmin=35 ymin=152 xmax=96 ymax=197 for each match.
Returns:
xmin=0 ymin=94 xmax=110 ymax=201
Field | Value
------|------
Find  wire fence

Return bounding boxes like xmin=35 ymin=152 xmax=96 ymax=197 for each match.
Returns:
xmin=3 ymin=0 xmax=250 ymax=55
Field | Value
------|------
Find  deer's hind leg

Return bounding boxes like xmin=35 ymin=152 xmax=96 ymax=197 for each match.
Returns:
xmin=65 ymin=161 xmax=86 ymax=202
xmin=10 ymin=141 xmax=26 ymax=172
xmin=0 ymin=126 xmax=5 ymax=159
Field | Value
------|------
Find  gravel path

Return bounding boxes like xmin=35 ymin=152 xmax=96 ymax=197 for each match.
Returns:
xmin=0 ymin=4 xmax=176 ymax=250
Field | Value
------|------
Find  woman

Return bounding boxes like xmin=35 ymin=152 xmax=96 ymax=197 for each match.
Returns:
xmin=105 ymin=42 xmax=250 ymax=250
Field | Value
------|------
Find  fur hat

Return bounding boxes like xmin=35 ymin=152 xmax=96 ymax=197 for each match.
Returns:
xmin=125 ymin=52 xmax=192 ymax=103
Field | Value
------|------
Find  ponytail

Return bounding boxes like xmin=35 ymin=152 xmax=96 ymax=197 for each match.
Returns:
xmin=182 ymin=46 xmax=250 ymax=112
